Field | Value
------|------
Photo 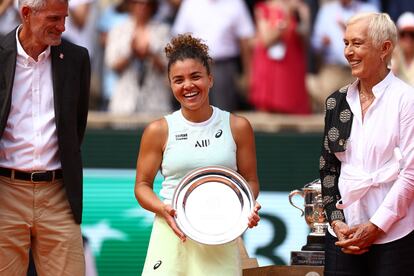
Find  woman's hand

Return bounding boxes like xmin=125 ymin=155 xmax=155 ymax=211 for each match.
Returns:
xmin=248 ymin=202 xmax=261 ymax=228
xmin=332 ymin=220 xmax=351 ymax=241
xmin=131 ymin=27 xmax=150 ymax=59
xmin=335 ymin=221 xmax=383 ymax=255
xmin=159 ymin=203 xmax=186 ymax=242
xmin=331 ymin=220 xmax=368 ymax=254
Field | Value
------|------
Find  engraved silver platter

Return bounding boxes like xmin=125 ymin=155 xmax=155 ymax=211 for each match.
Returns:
xmin=172 ymin=166 xmax=254 ymax=245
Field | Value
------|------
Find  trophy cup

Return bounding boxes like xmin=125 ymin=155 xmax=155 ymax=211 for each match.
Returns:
xmin=288 ymin=179 xmax=328 ymax=266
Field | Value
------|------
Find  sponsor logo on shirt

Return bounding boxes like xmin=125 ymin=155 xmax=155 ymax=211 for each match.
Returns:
xmin=195 ymin=139 xmax=210 ymax=148
xmin=175 ymin=133 xmax=188 ymax=141
xmin=215 ymin=129 xmax=223 ymax=138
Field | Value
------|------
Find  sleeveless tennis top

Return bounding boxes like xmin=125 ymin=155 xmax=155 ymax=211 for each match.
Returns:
xmin=160 ymin=106 xmax=237 ymax=202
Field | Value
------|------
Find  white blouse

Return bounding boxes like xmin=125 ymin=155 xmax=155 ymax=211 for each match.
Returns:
xmin=335 ymin=72 xmax=414 ymax=244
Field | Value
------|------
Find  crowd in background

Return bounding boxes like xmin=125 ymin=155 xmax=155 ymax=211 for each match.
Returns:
xmin=1 ymin=0 xmax=414 ymax=115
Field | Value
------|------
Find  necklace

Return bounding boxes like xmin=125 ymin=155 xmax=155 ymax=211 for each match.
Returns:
xmin=361 ymin=97 xmax=374 ymax=113
xmin=359 ymin=90 xmax=374 ymax=101
xmin=359 ymin=89 xmax=375 ymax=115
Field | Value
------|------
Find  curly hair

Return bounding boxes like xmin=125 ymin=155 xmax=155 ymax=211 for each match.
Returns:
xmin=165 ymin=33 xmax=212 ymax=75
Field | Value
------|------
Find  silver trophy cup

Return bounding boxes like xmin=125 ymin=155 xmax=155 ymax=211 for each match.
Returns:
xmin=288 ymin=179 xmax=328 ymax=251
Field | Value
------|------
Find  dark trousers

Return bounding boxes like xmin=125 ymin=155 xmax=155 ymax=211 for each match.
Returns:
xmin=210 ymin=57 xmax=241 ymax=112
xmin=325 ymin=230 xmax=414 ymax=276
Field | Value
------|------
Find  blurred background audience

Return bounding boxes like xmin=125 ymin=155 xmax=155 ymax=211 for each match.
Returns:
xmin=63 ymin=0 xmax=99 ymax=61
xmin=97 ymin=0 xmax=129 ymax=110
xmin=63 ymin=0 xmax=101 ymax=108
xmin=307 ymin=0 xmax=378 ymax=112
xmin=153 ymin=0 xmax=181 ymax=24
xmin=249 ymin=0 xmax=311 ymax=114
xmin=385 ymin=0 xmax=414 ymax=23
xmin=104 ymin=0 xmax=171 ymax=114
xmin=392 ymin=11 xmax=414 ymax=86
xmin=1 ymin=0 xmax=413 ymax=115
xmin=0 ymin=0 xmax=19 ymax=39
xmin=172 ymin=0 xmax=255 ymax=112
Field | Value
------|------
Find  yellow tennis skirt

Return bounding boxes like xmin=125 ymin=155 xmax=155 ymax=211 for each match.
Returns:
xmin=141 ymin=215 xmax=241 ymax=276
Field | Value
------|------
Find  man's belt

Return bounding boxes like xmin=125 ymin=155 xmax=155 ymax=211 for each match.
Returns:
xmin=0 ymin=167 xmax=63 ymax=182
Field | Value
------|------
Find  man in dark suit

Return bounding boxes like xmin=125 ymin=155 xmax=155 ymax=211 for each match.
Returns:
xmin=0 ymin=0 xmax=90 ymax=274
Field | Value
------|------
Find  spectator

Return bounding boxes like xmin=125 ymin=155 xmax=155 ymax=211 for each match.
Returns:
xmin=384 ymin=0 xmax=414 ymax=23
xmin=63 ymin=0 xmax=99 ymax=108
xmin=308 ymin=0 xmax=377 ymax=112
xmin=63 ymin=0 xmax=98 ymax=61
xmin=362 ymin=0 xmax=381 ymax=10
xmin=172 ymin=0 xmax=255 ymax=112
xmin=97 ymin=0 xmax=129 ymax=110
xmin=392 ymin=12 xmax=414 ymax=87
xmin=249 ymin=0 xmax=311 ymax=114
xmin=154 ymin=0 xmax=181 ymax=25
xmin=105 ymin=0 xmax=172 ymax=115
xmin=0 ymin=0 xmax=20 ymax=38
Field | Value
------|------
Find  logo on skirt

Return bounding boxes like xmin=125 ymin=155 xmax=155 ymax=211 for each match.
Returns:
xmin=153 ymin=260 xmax=162 ymax=270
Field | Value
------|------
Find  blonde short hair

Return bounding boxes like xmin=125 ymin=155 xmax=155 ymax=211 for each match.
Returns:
xmin=347 ymin=12 xmax=398 ymax=49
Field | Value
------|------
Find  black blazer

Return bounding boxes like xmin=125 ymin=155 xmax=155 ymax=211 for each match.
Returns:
xmin=319 ymin=85 xmax=353 ymax=225
xmin=0 ymin=28 xmax=90 ymax=224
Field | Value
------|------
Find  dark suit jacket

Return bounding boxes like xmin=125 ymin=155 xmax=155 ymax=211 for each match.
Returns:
xmin=0 ymin=28 xmax=90 ymax=224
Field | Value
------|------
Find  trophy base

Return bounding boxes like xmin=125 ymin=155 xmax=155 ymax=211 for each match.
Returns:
xmin=290 ymin=250 xmax=325 ymax=266
xmin=301 ymin=234 xmax=325 ymax=251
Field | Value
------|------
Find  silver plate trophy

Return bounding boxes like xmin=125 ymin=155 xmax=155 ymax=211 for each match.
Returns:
xmin=172 ymin=166 xmax=254 ymax=245
xmin=288 ymin=179 xmax=328 ymax=266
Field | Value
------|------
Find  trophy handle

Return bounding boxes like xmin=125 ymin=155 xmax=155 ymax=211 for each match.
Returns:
xmin=288 ymin=189 xmax=305 ymax=216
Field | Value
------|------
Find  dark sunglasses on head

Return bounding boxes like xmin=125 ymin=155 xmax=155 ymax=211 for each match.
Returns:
xmin=400 ymin=31 xmax=414 ymax=39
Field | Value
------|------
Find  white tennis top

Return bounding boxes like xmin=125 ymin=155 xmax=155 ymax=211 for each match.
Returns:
xmin=160 ymin=106 xmax=237 ymax=202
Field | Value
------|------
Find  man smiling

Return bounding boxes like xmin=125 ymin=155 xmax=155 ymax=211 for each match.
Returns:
xmin=0 ymin=0 xmax=90 ymax=274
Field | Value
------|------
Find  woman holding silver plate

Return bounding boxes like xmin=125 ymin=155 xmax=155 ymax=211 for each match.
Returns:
xmin=320 ymin=12 xmax=414 ymax=276
xmin=135 ymin=34 xmax=261 ymax=275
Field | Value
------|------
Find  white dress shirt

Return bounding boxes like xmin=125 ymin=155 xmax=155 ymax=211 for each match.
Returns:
xmin=335 ymin=72 xmax=414 ymax=244
xmin=0 ymin=27 xmax=61 ymax=171
xmin=172 ymin=0 xmax=255 ymax=60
